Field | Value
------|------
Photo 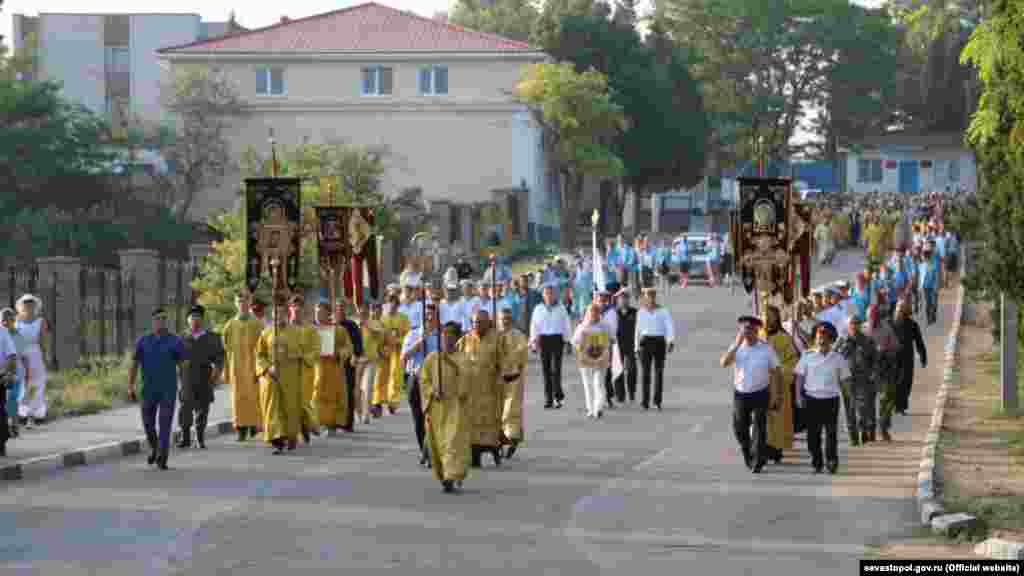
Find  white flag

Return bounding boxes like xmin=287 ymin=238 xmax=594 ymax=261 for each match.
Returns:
xmin=593 ymin=235 xmax=607 ymax=294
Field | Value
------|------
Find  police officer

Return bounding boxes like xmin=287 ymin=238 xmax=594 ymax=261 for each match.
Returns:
xmin=834 ymin=312 xmax=879 ymax=445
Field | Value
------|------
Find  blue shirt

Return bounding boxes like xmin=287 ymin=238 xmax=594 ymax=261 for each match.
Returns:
xmin=401 ymin=327 xmax=441 ymax=376
xmin=134 ymin=331 xmax=184 ymax=401
xmin=918 ymin=261 xmax=938 ymax=291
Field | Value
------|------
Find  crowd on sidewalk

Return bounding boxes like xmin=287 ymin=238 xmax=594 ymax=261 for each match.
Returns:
xmin=0 ymin=294 xmax=50 ymax=457
xmin=723 ymin=189 xmax=963 ymax=475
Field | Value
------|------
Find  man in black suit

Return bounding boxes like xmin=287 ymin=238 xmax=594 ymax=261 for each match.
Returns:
xmin=177 ymin=305 xmax=225 ymax=449
xmin=614 ymin=290 xmax=638 ymax=403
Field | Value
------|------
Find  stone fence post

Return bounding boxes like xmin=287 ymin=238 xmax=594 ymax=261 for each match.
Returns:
xmin=36 ymin=256 xmax=81 ymax=371
xmin=118 ymin=249 xmax=160 ymax=340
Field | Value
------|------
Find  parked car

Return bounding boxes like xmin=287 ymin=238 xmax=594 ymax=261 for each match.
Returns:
xmin=676 ymin=233 xmax=714 ymax=281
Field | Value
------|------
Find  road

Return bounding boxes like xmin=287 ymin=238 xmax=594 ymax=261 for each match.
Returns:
xmin=2 ymin=250 xmax=920 ymax=576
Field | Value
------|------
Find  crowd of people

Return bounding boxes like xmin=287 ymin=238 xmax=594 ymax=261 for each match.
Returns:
xmin=0 ymin=294 xmax=50 ymax=457
xmin=723 ymin=188 xmax=965 ymax=475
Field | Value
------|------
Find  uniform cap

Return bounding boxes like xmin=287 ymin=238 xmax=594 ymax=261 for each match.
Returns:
xmin=188 ymin=305 xmax=205 ymax=318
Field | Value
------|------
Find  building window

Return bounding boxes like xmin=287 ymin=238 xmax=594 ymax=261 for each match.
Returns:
xmin=948 ymin=158 xmax=960 ymax=182
xmin=857 ymin=158 xmax=883 ymax=183
xmin=418 ymin=66 xmax=448 ymax=95
xmin=361 ymin=66 xmax=393 ymax=96
xmin=256 ymin=67 xmax=285 ymax=96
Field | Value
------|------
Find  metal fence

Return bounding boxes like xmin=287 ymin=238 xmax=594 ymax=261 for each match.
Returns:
xmin=2 ymin=265 xmax=40 ymax=310
xmin=78 ymin=265 xmax=136 ymax=360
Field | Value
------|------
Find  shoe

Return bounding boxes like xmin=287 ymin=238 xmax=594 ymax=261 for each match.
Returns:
xmin=147 ymin=451 xmax=157 ymax=465
xmin=9 ymin=426 xmax=17 ymax=438
xmin=881 ymin=429 xmax=892 ymax=442
xmin=827 ymin=461 xmax=839 ymax=475
xmin=655 ymin=404 xmax=662 ymax=411
xmin=157 ymin=455 xmax=169 ymax=470
xmin=742 ymin=452 xmax=753 ymax=470
xmin=863 ymin=430 xmax=874 ymax=444
xmin=302 ymin=429 xmax=312 ymax=444
xmin=543 ymin=403 xmax=553 ymax=410
xmin=596 ymin=410 xmax=603 ymax=419
xmin=752 ymin=460 xmax=764 ymax=474
xmin=287 ymin=439 xmax=297 ymax=451
xmin=642 ymin=404 xmax=649 ymax=411
xmin=30 ymin=418 xmax=42 ymax=427
xmin=492 ymin=448 xmax=502 ymax=467
xmin=177 ymin=431 xmax=191 ymax=449
xmin=388 ymin=406 xmax=397 ymax=415
xmin=849 ymin=431 xmax=860 ymax=447
xmin=196 ymin=430 xmax=206 ymax=450
xmin=772 ymin=451 xmax=783 ymax=464
xmin=442 ymin=480 xmax=455 ymax=493
xmin=555 ymin=400 xmax=564 ymax=409
xmin=813 ymin=464 xmax=824 ymax=474
xmin=505 ymin=443 xmax=518 ymax=459
xmin=237 ymin=429 xmax=247 ymax=442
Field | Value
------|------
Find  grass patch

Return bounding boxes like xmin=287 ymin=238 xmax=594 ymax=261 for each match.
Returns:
xmin=45 ymin=353 xmax=133 ymax=418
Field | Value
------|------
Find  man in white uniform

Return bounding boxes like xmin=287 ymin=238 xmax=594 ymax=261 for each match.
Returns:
xmin=720 ymin=315 xmax=780 ymax=474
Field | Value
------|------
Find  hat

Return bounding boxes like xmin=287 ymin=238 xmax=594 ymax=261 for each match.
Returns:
xmin=459 ymin=279 xmax=472 ymax=287
xmin=15 ymin=294 xmax=41 ymax=311
xmin=815 ymin=321 xmax=838 ymax=340
xmin=606 ymin=282 xmax=621 ymax=294
xmin=0 ymin=307 xmax=14 ymax=319
xmin=152 ymin=307 xmax=168 ymax=319
xmin=738 ymin=315 xmax=763 ymax=327
xmin=446 ymin=282 xmax=458 ymax=290
xmin=837 ymin=280 xmax=850 ymax=289
xmin=188 ymin=305 xmax=205 ymax=318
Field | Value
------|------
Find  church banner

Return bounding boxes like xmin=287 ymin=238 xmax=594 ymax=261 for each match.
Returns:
xmin=737 ymin=177 xmax=791 ymax=297
xmin=245 ymin=178 xmax=303 ymax=294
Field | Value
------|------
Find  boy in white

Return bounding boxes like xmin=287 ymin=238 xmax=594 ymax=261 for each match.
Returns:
xmin=795 ymin=321 xmax=852 ymax=475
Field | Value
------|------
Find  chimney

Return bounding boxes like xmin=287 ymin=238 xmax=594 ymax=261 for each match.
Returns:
xmin=280 ymin=16 xmax=290 ymax=23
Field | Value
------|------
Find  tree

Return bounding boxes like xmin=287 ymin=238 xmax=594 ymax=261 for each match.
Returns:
xmin=661 ymin=0 xmax=897 ymax=165
xmin=449 ymin=0 xmax=540 ymax=43
xmin=0 ymin=78 xmax=114 ymax=212
xmin=153 ymin=66 xmax=246 ymax=222
xmin=530 ymin=0 xmax=598 ymax=49
xmin=514 ymin=62 xmax=625 ymax=251
xmin=957 ymin=0 xmax=1024 ymax=304
xmin=542 ymin=9 xmax=708 ymax=228
xmin=192 ymin=141 xmax=400 ymax=328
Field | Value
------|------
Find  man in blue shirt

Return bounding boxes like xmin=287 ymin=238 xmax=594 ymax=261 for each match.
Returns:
xmin=401 ymin=303 xmax=441 ymax=466
xmin=919 ymin=241 xmax=940 ymax=325
xmin=128 ymin=307 xmax=185 ymax=470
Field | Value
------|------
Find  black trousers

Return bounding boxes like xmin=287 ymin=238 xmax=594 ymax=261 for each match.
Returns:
xmin=640 ymin=337 xmax=667 ymax=407
xmin=406 ymin=374 xmax=427 ymax=458
xmin=178 ymin=396 xmax=211 ymax=438
xmin=539 ymin=335 xmax=565 ymax=405
xmin=804 ymin=395 xmax=840 ymax=468
xmin=613 ymin=350 xmax=637 ymax=402
xmin=733 ymin=388 xmax=769 ymax=466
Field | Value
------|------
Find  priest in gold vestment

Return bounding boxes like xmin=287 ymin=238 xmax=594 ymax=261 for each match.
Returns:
xmin=314 ymin=300 xmax=354 ymax=431
xmin=421 ymin=321 xmax=472 ymax=493
xmin=222 ymin=291 xmax=264 ymax=441
xmin=457 ymin=309 xmax=503 ymax=468
xmin=255 ymin=296 xmax=304 ymax=454
xmin=288 ymin=294 xmax=320 ymax=443
xmin=761 ymin=305 xmax=799 ymax=464
xmin=373 ymin=287 xmax=410 ymax=416
xmin=497 ymin=305 xmax=528 ymax=458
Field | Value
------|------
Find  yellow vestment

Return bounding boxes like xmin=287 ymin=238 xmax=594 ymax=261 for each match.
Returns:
xmin=420 ymin=351 xmax=471 ymax=483
xmin=315 ymin=325 xmax=354 ymax=428
xmin=373 ymin=312 xmax=410 ymax=408
xmin=762 ymin=328 xmax=799 ymax=450
xmin=499 ymin=327 xmax=529 ymax=442
xmin=457 ymin=331 xmax=502 ymax=448
xmin=255 ymin=325 xmax=304 ymax=443
xmin=222 ymin=315 xmax=264 ymax=429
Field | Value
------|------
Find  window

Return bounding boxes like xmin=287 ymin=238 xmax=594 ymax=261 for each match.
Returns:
xmin=256 ymin=67 xmax=285 ymax=96
xmin=948 ymin=158 xmax=960 ymax=182
xmin=418 ymin=66 xmax=449 ymax=95
xmin=361 ymin=66 xmax=393 ymax=96
xmin=857 ymin=159 xmax=883 ymax=183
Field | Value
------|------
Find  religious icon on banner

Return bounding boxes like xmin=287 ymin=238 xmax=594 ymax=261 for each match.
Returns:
xmin=349 ymin=207 xmax=371 ymax=255
xmin=245 ymin=178 xmax=302 ymax=294
xmin=316 ymin=207 xmax=347 ymax=257
xmin=738 ymin=177 xmax=791 ymax=296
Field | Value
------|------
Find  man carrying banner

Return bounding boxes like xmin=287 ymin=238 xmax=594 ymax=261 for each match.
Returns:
xmin=256 ymin=295 xmax=304 ymax=454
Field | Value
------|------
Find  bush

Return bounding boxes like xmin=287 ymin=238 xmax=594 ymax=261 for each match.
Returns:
xmin=46 ymin=352 xmax=133 ymax=418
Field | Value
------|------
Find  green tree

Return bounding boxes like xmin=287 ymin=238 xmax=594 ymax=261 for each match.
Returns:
xmin=514 ymin=62 xmax=625 ymax=251
xmin=449 ymin=0 xmax=540 ymax=43
xmin=151 ymin=66 xmax=247 ymax=221
xmin=546 ymin=9 xmax=708 ymax=226
xmin=192 ymin=142 xmax=399 ymax=329
xmin=661 ymin=0 xmax=896 ymax=165
xmin=957 ymin=0 xmax=1024 ymax=303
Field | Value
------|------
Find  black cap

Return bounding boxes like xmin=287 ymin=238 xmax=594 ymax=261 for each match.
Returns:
xmin=738 ymin=315 xmax=763 ymax=327
xmin=188 ymin=305 xmax=205 ymax=318
xmin=815 ymin=321 xmax=838 ymax=340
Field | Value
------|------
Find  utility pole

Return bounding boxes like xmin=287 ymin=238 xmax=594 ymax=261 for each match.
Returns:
xmin=1002 ymin=293 xmax=1018 ymax=414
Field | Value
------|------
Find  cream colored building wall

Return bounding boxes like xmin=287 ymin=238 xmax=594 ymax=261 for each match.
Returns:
xmin=166 ymin=57 xmax=547 ymax=220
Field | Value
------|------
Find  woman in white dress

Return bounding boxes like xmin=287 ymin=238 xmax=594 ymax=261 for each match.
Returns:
xmin=16 ymin=294 xmax=48 ymax=425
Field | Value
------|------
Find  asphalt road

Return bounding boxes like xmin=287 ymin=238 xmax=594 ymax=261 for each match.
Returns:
xmin=2 ymin=251 xmax=916 ymax=576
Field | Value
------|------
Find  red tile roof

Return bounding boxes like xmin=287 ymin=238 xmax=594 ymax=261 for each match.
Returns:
xmin=159 ymin=2 xmax=537 ymax=54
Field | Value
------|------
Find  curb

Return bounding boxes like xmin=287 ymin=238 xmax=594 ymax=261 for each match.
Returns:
xmin=0 ymin=419 xmax=235 ymax=482
xmin=915 ymin=276 xmax=966 ymax=527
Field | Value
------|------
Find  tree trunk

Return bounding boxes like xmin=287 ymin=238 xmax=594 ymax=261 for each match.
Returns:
xmin=560 ymin=170 xmax=583 ymax=252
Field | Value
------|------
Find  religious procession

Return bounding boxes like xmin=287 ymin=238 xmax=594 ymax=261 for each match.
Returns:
xmin=720 ymin=179 xmax=965 ymax=475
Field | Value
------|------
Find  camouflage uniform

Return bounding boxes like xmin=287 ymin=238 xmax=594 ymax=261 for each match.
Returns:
xmin=835 ymin=332 xmax=879 ymax=445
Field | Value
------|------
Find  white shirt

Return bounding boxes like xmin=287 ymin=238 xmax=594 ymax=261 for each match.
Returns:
xmin=794 ymin=350 xmax=850 ymax=399
xmin=635 ymin=307 xmax=675 ymax=345
xmin=732 ymin=341 xmax=779 ymax=393
xmin=529 ymin=302 xmax=572 ymax=342
xmin=439 ymin=301 xmax=463 ymax=327
xmin=816 ymin=305 xmax=847 ymax=337
xmin=398 ymin=302 xmax=423 ymax=331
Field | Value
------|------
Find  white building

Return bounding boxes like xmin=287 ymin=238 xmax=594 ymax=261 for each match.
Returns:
xmin=11 ymin=12 xmax=242 ymax=130
xmin=842 ymin=132 xmax=977 ymax=195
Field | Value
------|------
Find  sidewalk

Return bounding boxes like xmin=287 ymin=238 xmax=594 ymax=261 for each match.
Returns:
xmin=1 ymin=388 xmax=234 ymax=481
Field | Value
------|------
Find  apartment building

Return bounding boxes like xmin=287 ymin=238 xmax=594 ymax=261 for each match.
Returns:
xmin=11 ymin=12 xmax=243 ymax=130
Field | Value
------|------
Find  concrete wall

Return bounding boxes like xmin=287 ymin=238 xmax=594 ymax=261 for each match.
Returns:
xmin=129 ymin=14 xmax=201 ymax=124
xmin=38 ymin=15 xmax=106 ymax=116
xmin=846 ymin=147 xmax=978 ymax=194
xmin=168 ymin=57 xmax=548 ymax=226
